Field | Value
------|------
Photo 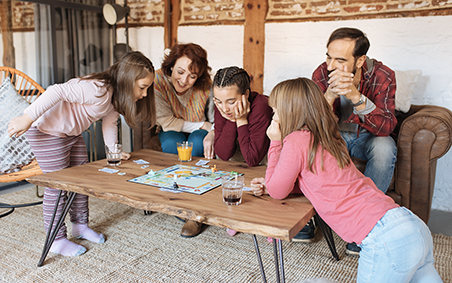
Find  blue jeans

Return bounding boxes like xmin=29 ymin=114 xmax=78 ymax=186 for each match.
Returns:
xmin=340 ymin=131 xmax=396 ymax=193
xmin=158 ymin=130 xmax=208 ymax=157
xmin=357 ymin=207 xmax=442 ymax=283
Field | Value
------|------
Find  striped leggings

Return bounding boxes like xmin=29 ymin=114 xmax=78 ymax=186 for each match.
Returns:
xmin=27 ymin=127 xmax=89 ymax=240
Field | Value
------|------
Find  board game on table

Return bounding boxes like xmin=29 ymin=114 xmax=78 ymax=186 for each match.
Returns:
xmin=127 ymin=164 xmax=242 ymax=195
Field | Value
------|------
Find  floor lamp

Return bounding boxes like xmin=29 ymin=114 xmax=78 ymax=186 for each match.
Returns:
xmin=102 ymin=1 xmax=130 ymax=55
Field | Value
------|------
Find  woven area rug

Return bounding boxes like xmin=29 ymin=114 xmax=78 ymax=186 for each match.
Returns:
xmin=1 ymin=188 xmax=451 ymax=283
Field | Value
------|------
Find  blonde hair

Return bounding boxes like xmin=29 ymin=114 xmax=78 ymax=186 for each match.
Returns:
xmin=269 ymin=77 xmax=350 ymax=173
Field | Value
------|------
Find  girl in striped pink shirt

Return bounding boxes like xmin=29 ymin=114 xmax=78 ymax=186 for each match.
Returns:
xmin=8 ymin=51 xmax=156 ymax=257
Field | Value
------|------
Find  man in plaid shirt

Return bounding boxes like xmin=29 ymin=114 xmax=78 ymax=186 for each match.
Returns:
xmin=311 ymin=27 xmax=398 ymax=255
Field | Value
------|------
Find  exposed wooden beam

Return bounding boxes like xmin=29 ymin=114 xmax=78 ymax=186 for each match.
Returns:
xmin=243 ymin=0 xmax=267 ymax=94
xmin=171 ymin=0 xmax=179 ymax=47
xmin=0 ymin=0 xmax=15 ymax=68
xmin=164 ymin=0 xmax=180 ymax=49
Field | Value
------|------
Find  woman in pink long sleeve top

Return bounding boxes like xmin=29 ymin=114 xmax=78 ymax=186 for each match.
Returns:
xmin=251 ymin=78 xmax=442 ymax=283
xmin=7 ymin=51 xmax=156 ymax=257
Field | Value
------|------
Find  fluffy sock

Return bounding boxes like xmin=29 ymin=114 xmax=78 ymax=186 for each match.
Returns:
xmin=71 ymin=223 xmax=105 ymax=244
xmin=227 ymin=228 xmax=237 ymax=236
xmin=50 ymin=238 xmax=86 ymax=257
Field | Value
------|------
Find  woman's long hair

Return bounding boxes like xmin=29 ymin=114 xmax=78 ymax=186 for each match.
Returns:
xmin=268 ymin=77 xmax=350 ymax=173
xmin=81 ymin=51 xmax=156 ymax=128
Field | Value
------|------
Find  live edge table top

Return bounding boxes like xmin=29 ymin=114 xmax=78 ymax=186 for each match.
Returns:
xmin=27 ymin=149 xmax=314 ymax=241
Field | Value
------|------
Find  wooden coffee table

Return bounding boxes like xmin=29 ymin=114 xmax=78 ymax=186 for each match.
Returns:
xmin=27 ymin=149 xmax=337 ymax=282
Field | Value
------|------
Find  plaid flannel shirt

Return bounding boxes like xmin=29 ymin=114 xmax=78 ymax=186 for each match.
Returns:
xmin=312 ymin=58 xmax=397 ymax=137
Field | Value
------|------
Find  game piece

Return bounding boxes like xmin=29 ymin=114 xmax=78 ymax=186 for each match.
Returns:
xmin=173 ymin=182 xmax=179 ymax=189
xmin=147 ymin=170 xmax=155 ymax=176
xmin=211 ymin=165 xmax=217 ymax=173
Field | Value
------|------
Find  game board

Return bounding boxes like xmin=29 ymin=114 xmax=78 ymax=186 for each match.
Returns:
xmin=127 ymin=164 xmax=241 ymax=195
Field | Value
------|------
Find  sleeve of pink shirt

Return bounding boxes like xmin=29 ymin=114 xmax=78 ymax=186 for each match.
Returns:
xmin=102 ymin=111 xmax=119 ymax=150
xmin=24 ymin=79 xmax=109 ymax=121
xmin=265 ymin=139 xmax=304 ymax=199
xmin=24 ymin=79 xmax=119 ymax=147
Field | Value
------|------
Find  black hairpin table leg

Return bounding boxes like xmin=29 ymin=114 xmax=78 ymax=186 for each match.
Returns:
xmin=272 ymin=238 xmax=286 ymax=283
xmin=38 ymin=191 xmax=77 ymax=267
xmin=253 ymin=235 xmax=286 ymax=283
xmin=278 ymin=239 xmax=285 ymax=282
xmin=253 ymin=234 xmax=268 ymax=283
xmin=272 ymin=239 xmax=281 ymax=283
xmin=314 ymin=214 xmax=339 ymax=261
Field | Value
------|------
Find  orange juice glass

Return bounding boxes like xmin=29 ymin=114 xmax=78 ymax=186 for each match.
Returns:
xmin=177 ymin=141 xmax=193 ymax=162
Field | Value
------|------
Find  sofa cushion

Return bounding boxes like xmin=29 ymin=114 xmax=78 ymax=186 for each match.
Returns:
xmin=394 ymin=70 xmax=422 ymax=113
xmin=0 ymin=77 xmax=35 ymax=174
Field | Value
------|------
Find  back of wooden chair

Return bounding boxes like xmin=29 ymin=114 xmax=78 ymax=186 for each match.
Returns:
xmin=0 ymin=67 xmax=45 ymax=103
xmin=0 ymin=67 xmax=44 ymax=187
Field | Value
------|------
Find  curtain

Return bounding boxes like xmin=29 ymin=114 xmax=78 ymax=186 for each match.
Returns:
xmin=34 ymin=4 xmax=52 ymax=88
xmin=34 ymin=1 xmax=110 ymax=88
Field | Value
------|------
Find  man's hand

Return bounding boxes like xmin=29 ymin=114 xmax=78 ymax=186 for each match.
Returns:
xmin=266 ymin=120 xmax=281 ymax=141
xmin=203 ymin=130 xmax=215 ymax=159
xmin=251 ymin=177 xmax=267 ymax=196
xmin=8 ymin=114 xmax=33 ymax=138
xmin=326 ymin=65 xmax=362 ymax=107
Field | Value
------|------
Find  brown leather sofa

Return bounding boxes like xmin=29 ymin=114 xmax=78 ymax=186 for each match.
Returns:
xmin=134 ymin=105 xmax=452 ymax=224
xmin=353 ymin=105 xmax=452 ymax=224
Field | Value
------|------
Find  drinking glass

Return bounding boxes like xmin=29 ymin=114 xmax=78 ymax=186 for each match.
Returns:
xmin=222 ymin=175 xmax=244 ymax=205
xmin=105 ymin=144 xmax=122 ymax=166
xmin=177 ymin=141 xmax=193 ymax=162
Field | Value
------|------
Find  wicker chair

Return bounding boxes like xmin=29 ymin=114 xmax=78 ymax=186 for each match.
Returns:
xmin=0 ymin=67 xmax=44 ymax=197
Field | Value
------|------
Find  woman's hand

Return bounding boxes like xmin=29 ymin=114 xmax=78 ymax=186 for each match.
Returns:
xmin=214 ymin=100 xmax=236 ymax=122
xmin=8 ymin=114 xmax=33 ymax=138
xmin=203 ymin=130 xmax=215 ymax=159
xmin=266 ymin=120 xmax=281 ymax=141
xmin=200 ymin=121 xmax=213 ymax=132
xmin=235 ymin=95 xmax=250 ymax=128
xmin=214 ymin=95 xmax=250 ymax=126
xmin=121 ymin=152 xmax=131 ymax=160
xmin=250 ymin=177 xmax=267 ymax=196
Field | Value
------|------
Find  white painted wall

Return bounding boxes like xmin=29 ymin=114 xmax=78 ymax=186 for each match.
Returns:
xmin=117 ymin=26 xmax=165 ymax=70
xmin=178 ymin=25 xmax=244 ymax=76
xmin=4 ymin=15 xmax=452 ymax=212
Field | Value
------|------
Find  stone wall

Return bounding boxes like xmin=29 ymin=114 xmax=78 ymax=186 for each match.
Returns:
xmin=9 ymin=1 xmax=34 ymax=31
xmin=180 ymin=0 xmax=244 ymax=24
xmin=7 ymin=0 xmax=452 ymax=30
xmin=116 ymin=0 xmax=164 ymax=26
xmin=267 ymin=0 xmax=452 ymax=21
